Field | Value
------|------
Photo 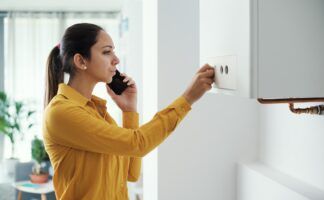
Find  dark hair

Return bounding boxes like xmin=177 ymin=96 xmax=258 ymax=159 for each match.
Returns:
xmin=44 ymin=23 xmax=104 ymax=108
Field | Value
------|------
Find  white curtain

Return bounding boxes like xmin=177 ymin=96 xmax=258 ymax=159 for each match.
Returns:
xmin=4 ymin=11 xmax=121 ymax=161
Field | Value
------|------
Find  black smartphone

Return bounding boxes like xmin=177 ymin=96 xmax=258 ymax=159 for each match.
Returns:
xmin=107 ymin=70 xmax=128 ymax=95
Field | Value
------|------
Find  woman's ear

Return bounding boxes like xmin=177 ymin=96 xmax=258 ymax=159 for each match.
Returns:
xmin=73 ymin=53 xmax=87 ymax=70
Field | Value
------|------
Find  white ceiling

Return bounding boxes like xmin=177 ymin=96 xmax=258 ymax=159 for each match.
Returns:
xmin=0 ymin=0 xmax=123 ymax=12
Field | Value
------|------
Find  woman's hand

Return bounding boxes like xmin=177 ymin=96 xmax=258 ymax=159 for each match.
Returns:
xmin=182 ymin=64 xmax=215 ymax=105
xmin=106 ymin=73 xmax=137 ymax=112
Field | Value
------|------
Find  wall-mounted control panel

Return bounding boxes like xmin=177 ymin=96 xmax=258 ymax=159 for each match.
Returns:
xmin=207 ymin=55 xmax=237 ymax=91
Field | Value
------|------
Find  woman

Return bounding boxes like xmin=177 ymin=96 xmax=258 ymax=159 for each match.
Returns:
xmin=43 ymin=23 xmax=214 ymax=200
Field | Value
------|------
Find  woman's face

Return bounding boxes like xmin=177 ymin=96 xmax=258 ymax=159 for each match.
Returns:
xmin=85 ymin=30 xmax=120 ymax=83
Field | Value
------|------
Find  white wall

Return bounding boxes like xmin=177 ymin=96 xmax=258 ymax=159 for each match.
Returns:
xmin=200 ymin=0 xmax=252 ymax=98
xmin=156 ymin=0 xmax=259 ymax=199
xmin=237 ymin=103 xmax=324 ymax=200
xmin=259 ymin=103 xmax=324 ymax=197
xmin=142 ymin=0 xmax=158 ymax=200
xmin=237 ymin=162 xmax=324 ymax=200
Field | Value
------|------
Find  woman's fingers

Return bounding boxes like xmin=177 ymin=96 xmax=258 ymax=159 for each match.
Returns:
xmin=127 ymin=79 xmax=135 ymax=86
xmin=121 ymin=74 xmax=136 ymax=86
xmin=197 ymin=70 xmax=215 ymax=86
xmin=118 ymin=72 xmax=136 ymax=87
xmin=197 ymin=64 xmax=214 ymax=73
xmin=120 ymin=72 xmax=130 ymax=82
xmin=201 ymin=77 xmax=214 ymax=85
xmin=181 ymin=65 xmax=215 ymax=105
xmin=123 ymin=77 xmax=130 ymax=83
xmin=199 ymin=68 xmax=215 ymax=79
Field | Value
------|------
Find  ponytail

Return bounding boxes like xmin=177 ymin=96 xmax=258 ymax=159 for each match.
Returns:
xmin=44 ymin=46 xmax=64 ymax=108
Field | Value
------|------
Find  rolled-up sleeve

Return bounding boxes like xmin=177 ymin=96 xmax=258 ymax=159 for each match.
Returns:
xmin=44 ymin=96 xmax=191 ymax=157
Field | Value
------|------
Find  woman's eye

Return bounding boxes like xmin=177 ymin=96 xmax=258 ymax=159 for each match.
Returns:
xmin=103 ymin=51 xmax=111 ymax=54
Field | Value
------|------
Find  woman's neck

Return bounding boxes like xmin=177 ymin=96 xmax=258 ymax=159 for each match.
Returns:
xmin=67 ymin=76 xmax=97 ymax=100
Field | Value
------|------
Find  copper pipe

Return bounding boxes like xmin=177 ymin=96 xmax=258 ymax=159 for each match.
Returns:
xmin=257 ymin=98 xmax=324 ymax=115
xmin=258 ymin=98 xmax=324 ymax=104
xmin=289 ymin=103 xmax=324 ymax=115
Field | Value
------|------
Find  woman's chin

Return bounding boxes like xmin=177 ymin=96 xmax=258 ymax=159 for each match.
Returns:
xmin=106 ymin=78 xmax=113 ymax=84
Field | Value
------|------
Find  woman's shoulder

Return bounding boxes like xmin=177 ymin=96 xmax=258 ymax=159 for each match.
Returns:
xmin=45 ymin=94 xmax=81 ymax=115
xmin=47 ymin=94 xmax=70 ymax=107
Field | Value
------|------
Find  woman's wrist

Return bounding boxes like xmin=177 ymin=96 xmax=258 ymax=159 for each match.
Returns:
xmin=122 ymin=109 xmax=137 ymax=112
xmin=182 ymin=92 xmax=194 ymax=106
xmin=121 ymin=106 xmax=137 ymax=112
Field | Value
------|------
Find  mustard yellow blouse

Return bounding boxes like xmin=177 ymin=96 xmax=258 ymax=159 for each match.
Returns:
xmin=43 ymin=83 xmax=191 ymax=199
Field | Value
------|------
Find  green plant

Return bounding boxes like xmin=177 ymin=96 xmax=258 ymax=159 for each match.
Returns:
xmin=31 ymin=136 xmax=49 ymax=175
xmin=0 ymin=91 xmax=36 ymax=159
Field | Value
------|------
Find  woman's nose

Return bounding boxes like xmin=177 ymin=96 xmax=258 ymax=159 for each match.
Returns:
xmin=113 ymin=55 xmax=120 ymax=65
